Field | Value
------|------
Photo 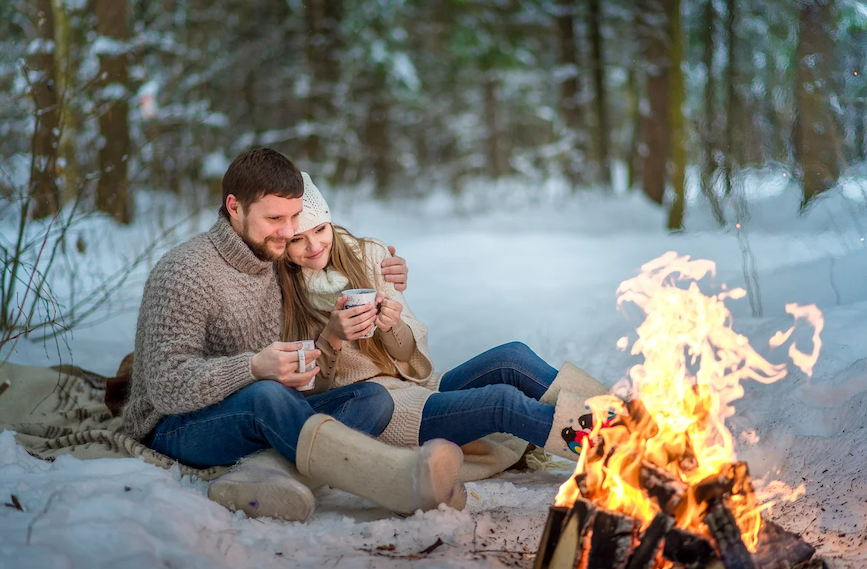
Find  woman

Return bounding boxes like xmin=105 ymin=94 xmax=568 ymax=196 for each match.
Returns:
xmin=279 ymin=173 xmax=611 ymax=462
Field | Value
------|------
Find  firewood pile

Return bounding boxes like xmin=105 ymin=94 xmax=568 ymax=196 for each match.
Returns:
xmin=534 ymin=398 xmax=826 ymax=569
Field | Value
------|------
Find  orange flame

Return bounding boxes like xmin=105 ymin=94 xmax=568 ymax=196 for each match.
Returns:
xmin=555 ymin=252 xmax=823 ymax=554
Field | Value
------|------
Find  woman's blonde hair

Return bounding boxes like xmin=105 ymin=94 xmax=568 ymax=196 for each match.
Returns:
xmin=278 ymin=224 xmax=398 ymax=376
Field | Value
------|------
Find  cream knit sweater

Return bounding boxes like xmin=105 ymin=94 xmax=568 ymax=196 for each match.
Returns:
xmin=304 ymin=237 xmax=441 ymax=447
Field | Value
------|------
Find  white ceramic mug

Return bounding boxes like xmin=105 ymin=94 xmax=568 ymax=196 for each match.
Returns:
xmin=296 ymin=339 xmax=316 ymax=391
xmin=342 ymin=288 xmax=377 ymax=339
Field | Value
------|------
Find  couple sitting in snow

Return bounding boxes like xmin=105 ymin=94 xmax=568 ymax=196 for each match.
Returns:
xmin=120 ymin=147 xmax=610 ymax=521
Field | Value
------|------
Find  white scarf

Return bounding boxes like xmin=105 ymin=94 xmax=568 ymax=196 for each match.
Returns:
xmin=303 ymin=267 xmax=350 ymax=312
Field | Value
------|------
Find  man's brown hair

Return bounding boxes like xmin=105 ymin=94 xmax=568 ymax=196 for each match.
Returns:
xmin=221 ymin=148 xmax=303 ymax=214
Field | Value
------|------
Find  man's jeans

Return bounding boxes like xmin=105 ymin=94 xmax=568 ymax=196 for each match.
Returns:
xmin=418 ymin=342 xmax=558 ymax=447
xmin=146 ymin=380 xmax=394 ymax=468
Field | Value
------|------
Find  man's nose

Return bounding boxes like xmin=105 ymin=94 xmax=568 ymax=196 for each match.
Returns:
xmin=277 ymin=221 xmax=295 ymax=238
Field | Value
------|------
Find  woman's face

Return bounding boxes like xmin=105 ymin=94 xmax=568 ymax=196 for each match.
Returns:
xmin=287 ymin=222 xmax=334 ymax=270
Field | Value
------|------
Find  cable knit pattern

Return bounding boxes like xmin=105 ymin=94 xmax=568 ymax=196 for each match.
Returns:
xmin=304 ymin=237 xmax=440 ymax=446
xmin=121 ymin=215 xmax=283 ymax=442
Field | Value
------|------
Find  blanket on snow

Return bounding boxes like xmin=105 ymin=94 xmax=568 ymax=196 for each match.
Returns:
xmin=0 ymin=361 xmax=530 ymax=483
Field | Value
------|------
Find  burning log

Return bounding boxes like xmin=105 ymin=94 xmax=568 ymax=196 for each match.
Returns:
xmin=639 ymin=460 xmax=687 ymax=514
xmin=752 ymin=521 xmax=816 ymax=569
xmin=695 ymin=462 xmax=752 ymax=504
xmin=703 ymin=499 xmax=757 ymax=569
xmin=586 ymin=509 xmax=641 ymax=569
xmin=534 ymin=506 xmax=569 ymax=569
xmin=662 ymin=527 xmax=720 ymax=568
xmin=621 ymin=399 xmax=659 ymax=437
xmin=624 ymin=512 xmax=675 ymax=569
xmin=548 ymin=498 xmax=595 ymax=569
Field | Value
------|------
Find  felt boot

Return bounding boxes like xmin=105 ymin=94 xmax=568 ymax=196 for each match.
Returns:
xmin=295 ymin=414 xmax=467 ymax=515
xmin=544 ymin=390 xmax=611 ymax=461
xmin=540 ymin=361 xmax=609 ymax=406
xmin=208 ymin=448 xmax=319 ymax=522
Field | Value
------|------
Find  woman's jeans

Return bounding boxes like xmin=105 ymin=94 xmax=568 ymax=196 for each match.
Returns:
xmin=146 ymin=381 xmax=394 ymax=468
xmin=418 ymin=342 xmax=558 ymax=448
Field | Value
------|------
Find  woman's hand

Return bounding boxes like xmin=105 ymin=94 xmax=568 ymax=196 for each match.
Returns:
xmin=375 ymin=294 xmax=403 ymax=332
xmin=321 ymin=295 xmax=378 ymax=349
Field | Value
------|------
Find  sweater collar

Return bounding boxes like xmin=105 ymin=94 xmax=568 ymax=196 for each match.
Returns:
xmin=208 ymin=214 xmax=275 ymax=275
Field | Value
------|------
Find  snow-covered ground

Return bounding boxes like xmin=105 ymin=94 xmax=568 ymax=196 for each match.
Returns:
xmin=2 ymin=171 xmax=867 ymax=568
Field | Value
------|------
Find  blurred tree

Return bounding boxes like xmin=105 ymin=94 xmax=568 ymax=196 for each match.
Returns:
xmin=638 ymin=0 xmax=669 ymax=206
xmin=94 ymin=0 xmax=132 ymax=223
xmin=28 ymin=0 xmax=61 ymax=220
xmin=701 ymin=0 xmax=725 ymax=226
xmin=723 ymin=0 xmax=736 ymax=197
xmin=554 ymin=0 xmax=585 ymax=186
xmin=50 ymin=0 xmax=79 ymax=202
xmin=668 ymin=0 xmax=686 ymax=230
xmin=794 ymin=0 xmax=840 ymax=206
xmin=588 ymin=0 xmax=611 ymax=187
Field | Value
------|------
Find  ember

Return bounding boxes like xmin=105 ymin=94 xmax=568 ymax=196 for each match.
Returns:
xmin=536 ymin=253 xmax=826 ymax=569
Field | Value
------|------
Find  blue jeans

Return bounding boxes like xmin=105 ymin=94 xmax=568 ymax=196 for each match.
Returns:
xmin=146 ymin=380 xmax=394 ymax=468
xmin=418 ymin=342 xmax=558 ymax=447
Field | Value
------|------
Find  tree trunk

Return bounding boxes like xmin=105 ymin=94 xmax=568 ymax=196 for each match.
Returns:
xmin=667 ymin=0 xmax=686 ymax=230
xmin=365 ymin=69 xmax=392 ymax=198
xmin=484 ymin=76 xmax=505 ymax=179
xmin=94 ymin=0 xmax=132 ymax=223
xmin=639 ymin=0 xmax=669 ymax=206
xmin=555 ymin=0 xmax=584 ymax=187
xmin=701 ymin=0 xmax=725 ymax=225
xmin=51 ymin=0 xmax=79 ymax=203
xmin=626 ymin=63 xmax=641 ymax=191
xmin=724 ymin=0 xmax=737 ymax=197
xmin=589 ymin=0 xmax=611 ymax=187
xmin=29 ymin=0 xmax=61 ymax=220
xmin=794 ymin=0 xmax=841 ymax=206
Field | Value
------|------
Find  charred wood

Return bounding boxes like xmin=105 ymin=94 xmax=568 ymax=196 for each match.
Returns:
xmin=548 ymin=498 xmax=596 ymax=569
xmin=624 ymin=512 xmax=675 ymax=569
xmin=695 ymin=462 xmax=752 ymax=504
xmin=752 ymin=521 xmax=816 ymax=569
xmin=791 ymin=560 xmax=827 ymax=569
xmin=703 ymin=499 xmax=757 ymax=569
xmin=662 ymin=527 xmax=720 ymax=568
xmin=622 ymin=399 xmax=659 ymax=437
xmin=639 ymin=460 xmax=687 ymax=514
xmin=534 ymin=506 xmax=568 ymax=569
xmin=586 ymin=509 xmax=640 ymax=569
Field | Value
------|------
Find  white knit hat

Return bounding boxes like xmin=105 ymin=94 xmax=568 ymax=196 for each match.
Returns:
xmin=297 ymin=172 xmax=332 ymax=233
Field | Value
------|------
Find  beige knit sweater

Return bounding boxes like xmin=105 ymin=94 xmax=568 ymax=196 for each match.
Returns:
xmin=121 ymin=215 xmax=283 ymax=442
xmin=304 ymin=237 xmax=441 ymax=447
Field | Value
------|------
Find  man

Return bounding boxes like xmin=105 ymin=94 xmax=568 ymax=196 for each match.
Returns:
xmin=122 ymin=148 xmax=466 ymax=521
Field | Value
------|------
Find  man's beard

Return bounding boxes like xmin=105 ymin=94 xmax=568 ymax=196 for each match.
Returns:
xmin=241 ymin=220 xmax=286 ymax=262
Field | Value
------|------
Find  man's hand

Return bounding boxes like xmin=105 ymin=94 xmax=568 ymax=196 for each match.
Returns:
xmin=375 ymin=294 xmax=403 ymax=332
xmin=251 ymin=341 xmax=321 ymax=389
xmin=381 ymin=246 xmax=408 ymax=292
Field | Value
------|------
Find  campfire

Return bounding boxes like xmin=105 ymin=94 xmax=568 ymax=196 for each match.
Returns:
xmin=535 ymin=253 xmax=826 ymax=569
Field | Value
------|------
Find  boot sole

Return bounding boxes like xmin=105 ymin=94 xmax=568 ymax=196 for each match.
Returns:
xmin=208 ymin=476 xmax=315 ymax=522
xmin=414 ymin=439 xmax=467 ymax=511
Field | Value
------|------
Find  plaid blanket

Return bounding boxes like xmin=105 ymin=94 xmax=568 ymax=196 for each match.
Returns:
xmin=0 ymin=361 xmax=226 ymax=480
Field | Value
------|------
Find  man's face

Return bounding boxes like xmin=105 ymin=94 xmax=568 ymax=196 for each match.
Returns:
xmin=227 ymin=194 xmax=303 ymax=262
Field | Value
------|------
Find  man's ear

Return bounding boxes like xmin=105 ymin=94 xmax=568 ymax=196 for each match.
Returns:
xmin=225 ymin=194 xmax=241 ymax=220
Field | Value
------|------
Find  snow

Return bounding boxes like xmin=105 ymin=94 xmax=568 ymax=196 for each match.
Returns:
xmin=2 ymin=171 xmax=867 ymax=568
